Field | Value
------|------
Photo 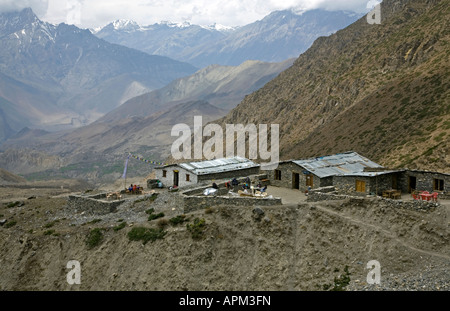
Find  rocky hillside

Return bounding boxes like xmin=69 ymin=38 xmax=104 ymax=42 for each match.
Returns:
xmin=0 ymin=187 xmax=448 ymax=291
xmin=0 ymin=168 xmax=26 ymax=184
xmin=217 ymin=0 xmax=449 ymax=171
xmin=99 ymin=59 xmax=294 ymax=123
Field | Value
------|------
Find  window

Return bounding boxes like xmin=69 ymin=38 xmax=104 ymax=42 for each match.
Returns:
xmin=275 ymin=170 xmax=282 ymax=180
xmin=162 ymin=170 xmax=167 ymax=178
xmin=186 ymin=174 xmax=190 ymax=182
xmin=356 ymin=180 xmax=366 ymax=193
xmin=434 ymin=179 xmax=444 ymax=191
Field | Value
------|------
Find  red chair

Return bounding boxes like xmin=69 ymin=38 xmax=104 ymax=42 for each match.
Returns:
xmin=431 ymin=192 xmax=439 ymax=202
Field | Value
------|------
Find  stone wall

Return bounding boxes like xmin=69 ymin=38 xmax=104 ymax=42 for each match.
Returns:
xmin=307 ymin=191 xmax=440 ymax=212
xmin=183 ymin=195 xmax=282 ymax=214
xmin=67 ymin=193 xmax=125 ymax=215
xmin=181 ymin=181 xmax=282 ymax=213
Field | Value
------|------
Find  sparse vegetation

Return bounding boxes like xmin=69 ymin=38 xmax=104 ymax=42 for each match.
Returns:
xmin=148 ymin=212 xmax=165 ymax=221
xmin=4 ymin=220 xmax=17 ymax=228
xmin=186 ymin=218 xmax=206 ymax=240
xmin=113 ymin=222 xmax=127 ymax=232
xmin=86 ymin=228 xmax=104 ymax=249
xmin=127 ymin=226 xmax=166 ymax=244
xmin=322 ymin=266 xmax=351 ymax=291
xmin=44 ymin=229 xmax=55 ymax=235
xmin=169 ymin=215 xmax=187 ymax=226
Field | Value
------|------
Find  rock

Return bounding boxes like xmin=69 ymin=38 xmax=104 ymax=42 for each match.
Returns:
xmin=252 ymin=207 xmax=265 ymax=216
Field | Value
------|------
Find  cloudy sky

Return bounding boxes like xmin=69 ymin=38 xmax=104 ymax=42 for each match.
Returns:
xmin=1 ymin=0 xmax=377 ymax=28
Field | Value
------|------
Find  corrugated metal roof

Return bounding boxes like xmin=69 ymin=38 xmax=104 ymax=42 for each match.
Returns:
xmin=292 ymin=152 xmax=383 ymax=178
xmin=179 ymin=156 xmax=260 ymax=176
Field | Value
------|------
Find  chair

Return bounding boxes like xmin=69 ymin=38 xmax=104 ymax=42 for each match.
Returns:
xmin=412 ymin=193 xmax=420 ymax=200
xmin=431 ymin=192 xmax=438 ymax=202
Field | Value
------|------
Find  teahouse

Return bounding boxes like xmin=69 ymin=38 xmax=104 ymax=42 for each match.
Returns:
xmin=154 ymin=156 xmax=260 ymax=188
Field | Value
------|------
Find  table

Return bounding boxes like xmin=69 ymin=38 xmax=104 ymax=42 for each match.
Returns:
xmin=420 ymin=193 xmax=432 ymax=201
xmin=383 ymin=190 xmax=401 ymax=199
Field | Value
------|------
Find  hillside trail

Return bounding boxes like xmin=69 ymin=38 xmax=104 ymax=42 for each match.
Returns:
xmin=311 ymin=202 xmax=450 ymax=261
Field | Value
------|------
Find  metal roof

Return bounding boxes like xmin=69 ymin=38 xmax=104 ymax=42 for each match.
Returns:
xmin=292 ymin=152 xmax=383 ymax=178
xmin=178 ymin=156 xmax=260 ymax=176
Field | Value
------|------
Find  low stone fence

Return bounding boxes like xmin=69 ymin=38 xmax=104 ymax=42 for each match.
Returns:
xmin=183 ymin=195 xmax=282 ymax=214
xmin=181 ymin=181 xmax=281 ymax=214
xmin=307 ymin=190 xmax=440 ymax=212
xmin=67 ymin=193 xmax=125 ymax=215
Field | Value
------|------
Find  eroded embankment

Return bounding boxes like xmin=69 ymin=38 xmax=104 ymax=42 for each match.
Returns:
xmin=0 ymin=196 xmax=448 ymax=291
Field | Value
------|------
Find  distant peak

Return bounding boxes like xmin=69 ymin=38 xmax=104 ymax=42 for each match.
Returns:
xmin=159 ymin=20 xmax=192 ymax=28
xmin=111 ymin=19 xmax=140 ymax=31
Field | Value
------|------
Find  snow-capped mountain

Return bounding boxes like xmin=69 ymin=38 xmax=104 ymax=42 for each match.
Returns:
xmin=93 ymin=19 xmax=228 ymax=63
xmin=0 ymin=8 xmax=197 ymax=141
xmin=94 ymin=9 xmax=363 ymax=67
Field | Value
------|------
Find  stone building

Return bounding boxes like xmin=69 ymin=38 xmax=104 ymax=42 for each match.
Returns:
xmin=398 ymin=170 xmax=449 ymax=195
xmin=154 ymin=156 xmax=260 ymax=188
xmin=268 ymin=151 xmax=384 ymax=193
xmin=268 ymin=151 xmax=449 ymax=197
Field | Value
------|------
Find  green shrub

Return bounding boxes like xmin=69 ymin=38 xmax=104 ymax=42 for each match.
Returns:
xmin=88 ymin=219 xmax=102 ymax=224
xmin=6 ymin=201 xmax=21 ymax=208
xmin=169 ymin=215 xmax=187 ymax=226
xmin=186 ymin=218 xmax=206 ymax=240
xmin=127 ymin=227 xmax=166 ymax=244
xmin=148 ymin=212 xmax=165 ymax=221
xmin=323 ymin=266 xmax=351 ymax=291
xmin=4 ymin=220 xmax=17 ymax=228
xmin=113 ymin=222 xmax=127 ymax=232
xmin=86 ymin=228 xmax=104 ymax=249
xmin=44 ymin=221 xmax=58 ymax=228
xmin=44 ymin=229 xmax=55 ymax=236
xmin=145 ymin=208 xmax=155 ymax=215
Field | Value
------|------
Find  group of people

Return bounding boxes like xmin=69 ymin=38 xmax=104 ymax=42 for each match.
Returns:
xmin=224 ymin=177 xmax=267 ymax=193
xmin=128 ymin=184 xmax=142 ymax=194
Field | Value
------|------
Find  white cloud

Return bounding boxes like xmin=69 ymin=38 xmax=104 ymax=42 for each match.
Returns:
xmin=34 ymin=0 xmax=371 ymax=28
xmin=0 ymin=0 xmax=49 ymax=16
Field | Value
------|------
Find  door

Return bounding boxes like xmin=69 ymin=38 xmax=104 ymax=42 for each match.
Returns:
xmin=292 ymin=173 xmax=300 ymax=190
xmin=408 ymin=176 xmax=416 ymax=193
xmin=356 ymin=180 xmax=366 ymax=193
xmin=173 ymin=170 xmax=179 ymax=187
xmin=392 ymin=175 xmax=398 ymax=190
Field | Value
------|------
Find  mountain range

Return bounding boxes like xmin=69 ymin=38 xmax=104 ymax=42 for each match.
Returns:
xmin=2 ymin=1 xmax=447 ymax=182
xmin=93 ymin=9 xmax=363 ymax=67
xmin=0 ymin=58 xmax=293 ymax=181
xmin=0 ymin=8 xmax=197 ymax=141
